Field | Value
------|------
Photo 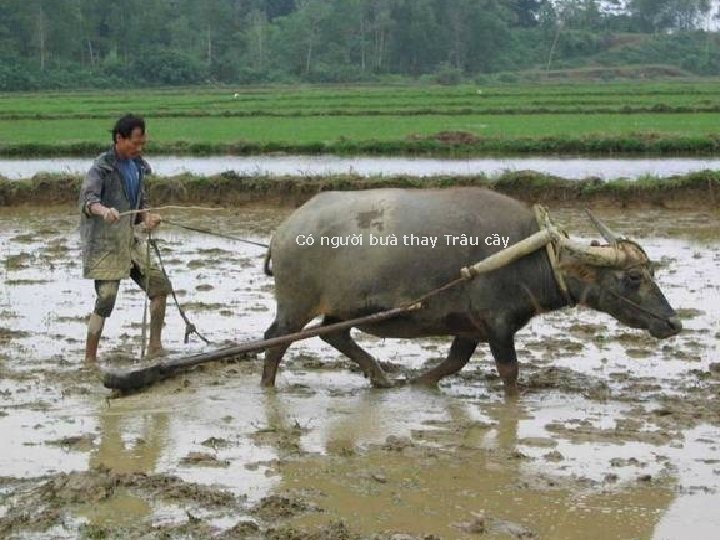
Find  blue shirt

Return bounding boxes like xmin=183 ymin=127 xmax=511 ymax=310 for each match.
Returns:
xmin=117 ymin=158 xmax=140 ymax=208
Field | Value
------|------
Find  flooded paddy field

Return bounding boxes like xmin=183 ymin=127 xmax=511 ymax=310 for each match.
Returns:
xmin=3 ymin=155 xmax=720 ymax=181
xmin=0 ymin=204 xmax=718 ymax=539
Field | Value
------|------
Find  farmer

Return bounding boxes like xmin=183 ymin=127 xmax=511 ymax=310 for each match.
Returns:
xmin=79 ymin=114 xmax=171 ymax=362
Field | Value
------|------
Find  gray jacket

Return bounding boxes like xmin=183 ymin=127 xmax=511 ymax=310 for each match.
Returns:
xmin=79 ymin=147 xmax=151 ymax=279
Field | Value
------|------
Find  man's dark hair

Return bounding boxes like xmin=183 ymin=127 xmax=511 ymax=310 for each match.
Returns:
xmin=112 ymin=114 xmax=145 ymax=143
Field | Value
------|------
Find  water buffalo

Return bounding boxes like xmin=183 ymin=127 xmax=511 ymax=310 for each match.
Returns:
xmin=262 ymin=188 xmax=681 ymax=393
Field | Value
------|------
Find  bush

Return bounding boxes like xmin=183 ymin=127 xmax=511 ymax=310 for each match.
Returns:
xmin=558 ymin=30 xmax=602 ymax=58
xmin=497 ymin=72 xmax=519 ymax=83
xmin=594 ymin=32 xmax=720 ymax=76
xmin=130 ymin=48 xmax=207 ymax=85
xmin=304 ymin=63 xmax=375 ymax=83
xmin=434 ymin=63 xmax=464 ymax=85
xmin=98 ymin=59 xmax=130 ymax=82
xmin=0 ymin=59 xmax=40 ymax=91
xmin=41 ymin=63 xmax=96 ymax=89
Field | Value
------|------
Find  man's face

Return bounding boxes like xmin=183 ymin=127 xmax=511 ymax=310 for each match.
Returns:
xmin=115 ymin=127 xmax=146 ymax=159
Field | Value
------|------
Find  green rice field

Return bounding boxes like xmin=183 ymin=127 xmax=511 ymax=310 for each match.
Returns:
xmin=2 ymin=82 xmax=720 ymax=156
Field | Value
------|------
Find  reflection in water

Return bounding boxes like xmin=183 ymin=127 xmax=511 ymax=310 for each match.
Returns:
xmin=77 ymin=401 xmax=169 ymax=527
xmin=90 ymin=401 xmax=169 ymax=474
xmin=275 ymin=392 xmax=675 ymax=540
xmin=322 ymin=389 xmax=405 ymax=457
xmin=260 ymin=391 xmax=304 ymax=459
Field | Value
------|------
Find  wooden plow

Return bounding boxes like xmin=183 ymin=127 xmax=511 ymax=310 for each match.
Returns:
xmin=101 ymin=304 xmax=420 ymax=393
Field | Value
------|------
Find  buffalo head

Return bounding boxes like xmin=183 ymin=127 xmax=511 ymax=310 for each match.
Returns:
xmin=560 ymin=213 xmax=681 ymax=339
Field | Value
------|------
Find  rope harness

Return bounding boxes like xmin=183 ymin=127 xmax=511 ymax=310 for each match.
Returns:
xmin=534 ymin=205 xmax=575 ymax=307
xmin=602 ymin=286 xmax=671 ymax=323
xmin=140 ymin=230 xmax=151 ymax=358
xmin=163 ymin=219 xmax=269 ymax=248
xmin=147 ymin=237 xmax=212 ymax=345
xmin=131 ymin=210 xmax=266 ymax=348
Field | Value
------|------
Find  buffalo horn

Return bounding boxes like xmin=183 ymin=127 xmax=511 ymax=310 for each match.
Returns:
xmin=461 ymin=229 xmax=555 ymax=278
xmin=560 ymin=238 xmax=628 ymax=266
xmin=584 ymin=208 xmax=619 ymax=244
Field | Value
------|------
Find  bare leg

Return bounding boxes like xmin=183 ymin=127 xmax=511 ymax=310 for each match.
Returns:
xmin=87 ymin=280 xmax=119 ymax=362
xmin=412 ymin=336 xmax=478 ymax=386
xmin=321 ymin=325 xmax=394 ymax=388
xmin=147 ymin=295 xmax=167 ymax=356
xmin=85 ymin=313 xmax=105 ymax=362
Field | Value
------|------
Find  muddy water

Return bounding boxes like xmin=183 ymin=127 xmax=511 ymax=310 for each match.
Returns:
xmin=0 ymin=205 xmax=719 ymax=539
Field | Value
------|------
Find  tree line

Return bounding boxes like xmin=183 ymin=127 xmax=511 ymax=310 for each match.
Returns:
xmin=0 ymin=0 xmax=717 ymax=90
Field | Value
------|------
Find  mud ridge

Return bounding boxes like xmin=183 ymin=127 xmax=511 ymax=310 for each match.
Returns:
xmin=1 ymin=170 xmax=719 ymax=209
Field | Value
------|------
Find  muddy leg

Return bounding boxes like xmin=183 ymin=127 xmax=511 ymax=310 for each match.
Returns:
xmin=261 ymin=343 xmax=292 ymax=387
xmin=147 ymin=295 xmax=167 ymax=356
xmin=85 ymin=313 xmax=105 ymax=362
xmin=412 ymin=336 xmax=478 ymax=386
xmin=261 ymin=318 xmax=306 ymax=387
xmin=86 ymin=280 xmax=118 ymax=362
xmin=489 ymin=336 xmax=519 ymax=396
xmin=497 ymin=364 xmax=520 ymax=398
xmin=320 ymin=323 xmax=394 ymax=388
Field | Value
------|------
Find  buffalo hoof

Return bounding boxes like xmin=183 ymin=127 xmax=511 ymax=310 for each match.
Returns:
xmin=370 ymin=376 xmax=399 ymax=389
xmin=503 ymin=382 xmax=529 ymax=399
xmin=145 ymin=346 xmax=167 ymax=359
xmin=409 ymin=375 xmax=440 ymax=387
xmin=260 ymin=377 xmax=276 ymax=388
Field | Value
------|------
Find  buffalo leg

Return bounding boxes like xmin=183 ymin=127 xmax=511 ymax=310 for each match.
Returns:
xmin=261 ymin=343 xmax=292 ymax=387
xmin=320 ymin=323 xmax=394 ymax=388
xmin=412 ymin=336 xmax=478 ymax=386
xmin=489 ymin=336 xmax=519 ymax=396
xmin=261 ymin=317 xmax=307 ymax=387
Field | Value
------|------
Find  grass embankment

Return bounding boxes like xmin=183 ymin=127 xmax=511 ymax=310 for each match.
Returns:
xmin=4 ymin=82 xmax=720 ymax=156
xmin=2 ymin=171 xmax=717 ymax=209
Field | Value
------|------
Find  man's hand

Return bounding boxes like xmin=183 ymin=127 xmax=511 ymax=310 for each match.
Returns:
xmin=90 ymin=203 xmax=120 ymax=223
xmin=143 ymin=212 xmax=162 ymax=231
xmin=103 ymin=207 xmax=121 ymax=223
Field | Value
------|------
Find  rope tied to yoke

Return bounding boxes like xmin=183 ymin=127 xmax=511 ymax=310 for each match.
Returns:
xmin=533 ymin=205 xmax=575 ymax=307
xmin=128 ymin=205 xmax=268 ymax=349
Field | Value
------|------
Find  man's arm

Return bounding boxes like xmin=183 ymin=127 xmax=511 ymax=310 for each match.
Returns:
xmin=80 ymin=165 xmax=120 ymax=223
